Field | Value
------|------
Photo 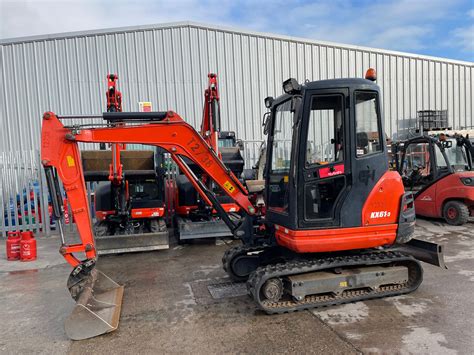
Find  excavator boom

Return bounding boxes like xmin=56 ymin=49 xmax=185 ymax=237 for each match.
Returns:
xmin=41 ymin=110 xmax=255 ymax=340
xmin=42 ymin=110 xmax=254 ymax=264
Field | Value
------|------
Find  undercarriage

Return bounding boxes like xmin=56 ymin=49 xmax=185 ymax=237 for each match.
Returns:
xmin=248 ymin=251 xmax=421 ymax=314
xmin=222 ymin=242 xmax=443 ymax=314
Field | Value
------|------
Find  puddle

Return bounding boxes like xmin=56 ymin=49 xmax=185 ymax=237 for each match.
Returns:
xmin=313 ymin=302 xmax=370 ymax=325
xmin=391 ymin=295 xmax=431 ymax=317
xmin=402 ymin=326 xmax=457 ymax=355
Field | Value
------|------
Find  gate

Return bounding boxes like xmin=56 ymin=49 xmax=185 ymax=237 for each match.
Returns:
xmin=0 ymin=150 xmax=51 ymax=237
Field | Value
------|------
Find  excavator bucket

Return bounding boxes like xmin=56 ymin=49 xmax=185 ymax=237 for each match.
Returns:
xmin=64 ymin=268 xmax=124 ymax=340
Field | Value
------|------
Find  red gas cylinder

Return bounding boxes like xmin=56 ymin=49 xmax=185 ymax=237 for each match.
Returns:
xmin=20 ymin=231 xmax=37 ymax=262
xmin=6 ymin=231 xmax=21 ymax=260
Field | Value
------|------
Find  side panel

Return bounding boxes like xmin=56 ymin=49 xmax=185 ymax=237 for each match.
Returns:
xmin=274 ymin=224 xmax=397 ymax=253
xmin=415 ymin=185 xmax=438 ymax=218
xmin=274 ymin=170 xmax=404 ymax=253
xmin=361 ymin=171 xmax=404 ymax=226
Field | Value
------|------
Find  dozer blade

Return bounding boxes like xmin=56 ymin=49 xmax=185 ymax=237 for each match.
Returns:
xmin=177 ymin=216 xmax=233 ymax=240
xmin=96 ymin=230 xmax=169 ymax=255
xmin=65 ymin=268 xmax=124 ymax=340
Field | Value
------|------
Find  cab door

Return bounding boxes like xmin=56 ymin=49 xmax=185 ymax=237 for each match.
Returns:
xmin=265 ymin=98 xmax=297 ymax=229
xmin=297 ymin=90 xmax=350 ymax=228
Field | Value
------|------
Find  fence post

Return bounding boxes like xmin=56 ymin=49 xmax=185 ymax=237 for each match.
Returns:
xmin=29 ymin=150 xmax=41 ymax=233
xmin=0 ymin=151 xmax=5 ymax=238
xmin=22 ymin=151 xmax=33 ymax=231
xmin=38 ymin=150 xmax=51 ymax=236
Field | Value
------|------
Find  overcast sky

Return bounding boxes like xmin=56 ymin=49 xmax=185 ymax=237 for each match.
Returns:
xmin=0 ymin=0 xmax=473 ymax=62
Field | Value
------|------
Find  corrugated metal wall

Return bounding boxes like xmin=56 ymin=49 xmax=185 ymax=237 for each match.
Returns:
xmin=1 ymin=22 xmax=473 ymax=153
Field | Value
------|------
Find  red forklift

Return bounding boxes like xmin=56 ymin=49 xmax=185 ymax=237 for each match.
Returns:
xmin=393 ymin=134 xmax=473 ymax=225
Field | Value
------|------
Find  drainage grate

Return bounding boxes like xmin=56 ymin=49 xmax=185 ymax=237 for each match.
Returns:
xmin=207 ymin=282 xmax=248 ymax=299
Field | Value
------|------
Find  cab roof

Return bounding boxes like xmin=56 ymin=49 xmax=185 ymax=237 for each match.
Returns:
xmin=271 ymin=77 xmax=379 ymax=107
xmin=303 ymin=78 xmax=378 ymax=90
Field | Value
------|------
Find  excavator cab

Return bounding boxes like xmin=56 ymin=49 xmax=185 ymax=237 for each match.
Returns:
xmin=227 ymin=76 xmax=446 ymax=314
xmin=265 ymin=79 xmax=391 ymax=234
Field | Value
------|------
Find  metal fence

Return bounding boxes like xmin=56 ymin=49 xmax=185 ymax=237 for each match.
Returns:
xmin=0 ymin=141 xmax=263 ymax=237
xmin=241 ymin=140 xmax=265 ymax=170
xmin=0 ymin=150 xmax=50 ymax=237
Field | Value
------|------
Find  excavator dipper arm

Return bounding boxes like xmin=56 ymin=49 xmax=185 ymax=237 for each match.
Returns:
xmin=41 ymin=110 xmax=254 ymax=266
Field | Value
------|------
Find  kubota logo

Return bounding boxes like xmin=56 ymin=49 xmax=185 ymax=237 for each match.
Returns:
xmin=370 ymin=211 xmax=391 ymax=219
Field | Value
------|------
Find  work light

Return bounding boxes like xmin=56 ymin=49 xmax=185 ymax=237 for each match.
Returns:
xmin=264 ymin=96 xmax=274 ymax=108
xmin=282 ymin=78 xmax=301 ymax=94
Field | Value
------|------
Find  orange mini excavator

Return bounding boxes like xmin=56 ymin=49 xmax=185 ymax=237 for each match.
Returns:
xmin=41 ymin=70 xmax=445 ymax=340
xmin=80 ymin=74 xmax=168 ymax=254
xmin=174 ymin=73 xmax=245 ymax=241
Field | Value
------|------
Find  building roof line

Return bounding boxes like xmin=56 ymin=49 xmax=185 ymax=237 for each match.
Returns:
xmin=1 ymin=21 xmax=472 ymax=66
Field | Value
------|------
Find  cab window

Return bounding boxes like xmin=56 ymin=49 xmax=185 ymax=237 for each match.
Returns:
xmin=355 ymin=92 xmax=382 ymax=156
xmin=267 ymin=99 xmax=294 ymax=214
xmin=305 ymin=95 xmax=344 ymax=166
xmin=270 ymin=100 xmax=293 ymax=173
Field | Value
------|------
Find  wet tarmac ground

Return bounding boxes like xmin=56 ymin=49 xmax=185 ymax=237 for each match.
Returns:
xmin=0 ymin=219 xmax=472 ymax=354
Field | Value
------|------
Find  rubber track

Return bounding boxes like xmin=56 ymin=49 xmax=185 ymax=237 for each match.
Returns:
xmin=247 ymin=251 xmax=423 ymax=314
xmin=222 ymin=245 xmax=268 ymax=281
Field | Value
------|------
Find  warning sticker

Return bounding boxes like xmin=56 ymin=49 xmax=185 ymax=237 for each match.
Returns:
xmin=223 ymin=180 xmax=236 ymax=194
xmin=66 ymin=155 xmax=75 ymax=167
xmin=139 ymin=101 xmax=152 ymax=112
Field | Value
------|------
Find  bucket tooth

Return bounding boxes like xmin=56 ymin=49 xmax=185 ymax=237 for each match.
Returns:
xmin=65 ymin=268 xmax=124 ymax=340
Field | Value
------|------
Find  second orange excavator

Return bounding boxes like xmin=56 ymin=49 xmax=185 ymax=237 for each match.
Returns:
xmin=174 ymin=73 xmax=245 ymax=241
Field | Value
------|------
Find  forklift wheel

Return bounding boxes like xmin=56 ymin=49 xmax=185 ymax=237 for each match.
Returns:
xmin=443 ymin=201 xmax=469 ymax=226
